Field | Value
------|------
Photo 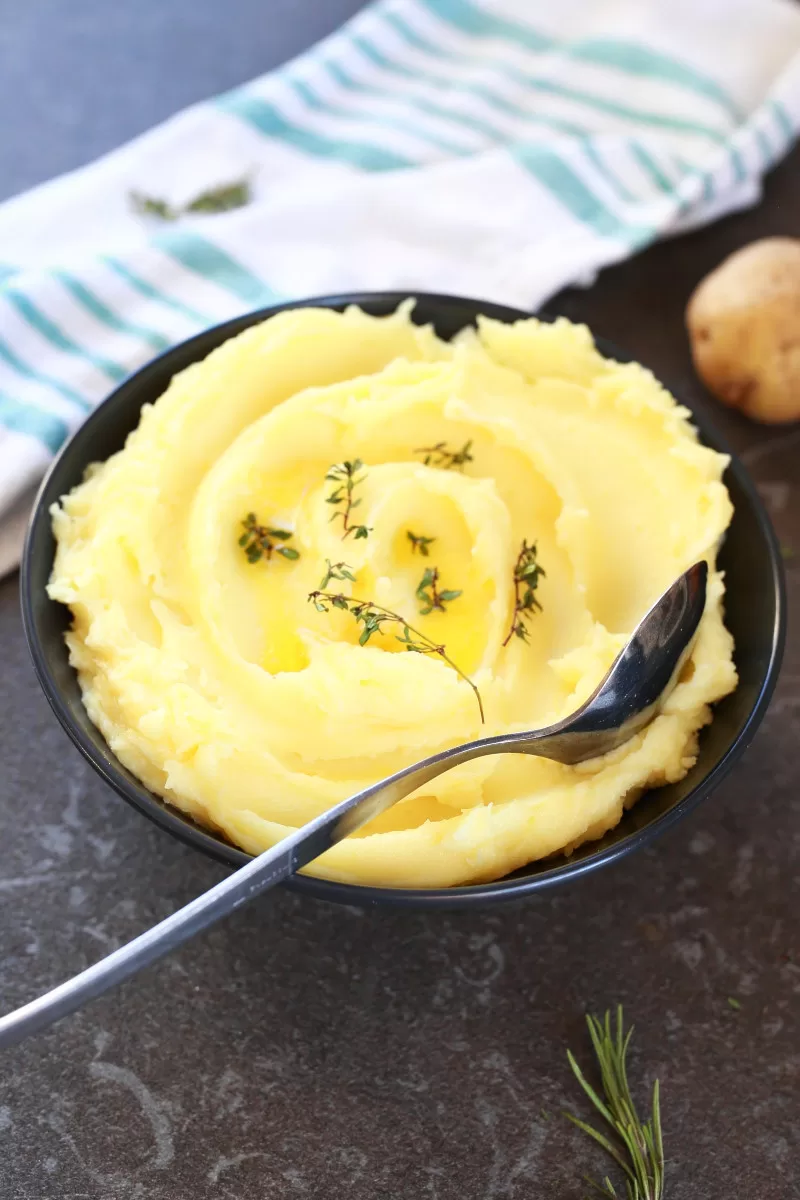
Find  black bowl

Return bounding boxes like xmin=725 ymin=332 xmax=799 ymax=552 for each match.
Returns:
xmin=20 ymin=292 xmax=786 ymax=909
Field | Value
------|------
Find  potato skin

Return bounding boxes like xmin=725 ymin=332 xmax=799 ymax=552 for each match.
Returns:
xmin=687 ymin=237 xmax=800 ymax=424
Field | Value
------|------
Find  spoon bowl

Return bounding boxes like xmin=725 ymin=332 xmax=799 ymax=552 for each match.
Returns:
xmin=335 ymin=561 xmax=708 ymax=837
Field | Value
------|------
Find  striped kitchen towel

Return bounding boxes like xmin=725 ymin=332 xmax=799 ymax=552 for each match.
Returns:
xmin=2 ymin=0 xmax=800 ymax=576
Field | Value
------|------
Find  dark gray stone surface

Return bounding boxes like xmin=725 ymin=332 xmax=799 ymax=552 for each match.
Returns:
xmin=0 ymin=4 xmax=798 ymax=1198
xmin=0 ymin=0 xmax=367 ymax=201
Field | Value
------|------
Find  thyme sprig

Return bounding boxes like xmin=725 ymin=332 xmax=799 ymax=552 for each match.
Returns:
xmin=503 ymin=539 xmax=545 ymax=646
xmin=416 ymin=567 xmax=462 ymax=616
xmin=414 ymin=440 xmax=474 ymax=471
xmin=130 ymin=176 xmax=252 ymax=221
xmin=566 ymin=1007 xmax=664 ymax=1200
xmin=319 ymin=559 xmax=357 ymax=590
xmin=325 ymin=459 xmax=372 ymax=540
xmin=406 ymin=530 xmax=436 ymax=557
xmin=307 ymin=591 xmax=484 ymax=722
xmin=239 ymin=513 xmax=299 ymax=563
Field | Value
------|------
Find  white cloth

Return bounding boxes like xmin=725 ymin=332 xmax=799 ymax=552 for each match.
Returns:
xmin=2 ymin=0 xmax=800 ymax=577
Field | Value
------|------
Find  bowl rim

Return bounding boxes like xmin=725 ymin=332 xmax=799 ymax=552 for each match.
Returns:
xmin=20 ymin=290 xmax=787 ymax=910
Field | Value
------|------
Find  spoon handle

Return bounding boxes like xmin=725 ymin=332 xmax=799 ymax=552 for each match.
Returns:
xmin=0 ymin=739 xmax=486 ymax=1050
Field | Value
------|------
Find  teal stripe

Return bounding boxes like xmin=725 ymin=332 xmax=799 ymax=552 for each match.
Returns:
xmin=418 ymin=0 xmax=738 ymax=118
xmin=514 ymin=144 xmax=651 ymax=243
xmin=755 ymin=128 xmax=773 ymax=168
xmin=381 ymin=6 xmax=458 ymax=55
xmin=670 ymin=159 xmax=702 ymax=216
xmin=324 ymin=60 xmax=470 ymax=150
xmin=345 ymin=39 xmax=507 ymax=142
xmin=351 ymin=31 xmax=586 ymax=139
xmin=571 ymin=41 xmax=739 ymax=121
xmin=54 ymin=271 xmax=170 ymax=356
xmin=102 ymin=257 xmax=212 ymax=326
xmin=581 ymin=139 xmax=636 ymax=204
xmin=0 ymin=264 xmax=17 ymax=284
xmin=292 ymin=74 xmax=469 ymax=156
xmin=217 ymin=90 xmax=413 ymax=171
xmin=418 ymin=0 xmax=550 ymax=51
xmin=630 ymin=144 xmax=673 ymax=194
xmin=0 ymin=391 xmax=69 ymax=454
xmin=771 ymin=101 xmax=794 ymax=140
xmin=386 ymin=9 xmax=726 ymax=145
xmin=0 ymin=338 xmax=89 ymax=409
xmin=516 ymin=76 xmax=726 ymax=144
xmin=153 ymin=229 xmax=279 ymax=307
xmin=3 ymin=289 xmax=126 ymax=383
xmin=673 ymin=158 xmax=715 ymax=209
xmin=730 ymin=147 xmax=746 ymax=185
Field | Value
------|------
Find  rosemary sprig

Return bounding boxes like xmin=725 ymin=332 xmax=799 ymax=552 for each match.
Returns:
xmin=566 ymin=1007 xmax=664 ymax=1200
xmin=130 ymin=176 xmax=252 ymax=222
xmin=503 ymin=539 xmax=545 ymax=646
xmin=406 ymin=530 xmax=436 ymax=557
xmin=325 ymin=459 xmax=372 ymax=540
xmin=414 ymin=440 xmax=474 ymax=471
xmin=416 ymin=566 xmax=462 ymax=615
xmin=238 ymin=513 xmax=299 ymax=563
xmin=307 ymin=590 xmax=484 ymax=723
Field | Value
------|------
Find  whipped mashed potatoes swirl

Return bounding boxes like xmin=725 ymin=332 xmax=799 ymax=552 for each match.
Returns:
xmin=49 ymin=305 xmax=737 ymax=886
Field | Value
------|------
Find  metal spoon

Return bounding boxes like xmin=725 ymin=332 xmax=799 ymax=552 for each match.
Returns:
xmin=0 ymin=561 xmax=707 ymax=1049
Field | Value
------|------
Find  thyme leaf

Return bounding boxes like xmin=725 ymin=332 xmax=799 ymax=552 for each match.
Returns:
xmin=319 ymin=559 xmax=357 ymax=590
xmin=239 ymin=513 xmax=299 ymax=564
xmin=406 ymin=530 xmax=436 ymax=557
xmin=129 ymin=192 xmax=177 ymax=221
xmin=415 ymin=566 xmax=462 ymax=616
xmin=130 ymin=175 xmax=252 ymax=222
xmin=325 ymin=459 xmax=372 ymax=540
xmin=414 ymin=440 xmax=474 ymax=471
xmin=185 ymin=177 xmax=252 ymax=214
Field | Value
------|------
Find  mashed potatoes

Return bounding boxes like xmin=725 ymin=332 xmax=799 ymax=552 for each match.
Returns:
xmin=49 ymin=305 xmax=737 ymax=887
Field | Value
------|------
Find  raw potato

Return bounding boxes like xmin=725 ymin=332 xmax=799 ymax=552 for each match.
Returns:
xmin=687 ymin=237 xmax=800 ymax=423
